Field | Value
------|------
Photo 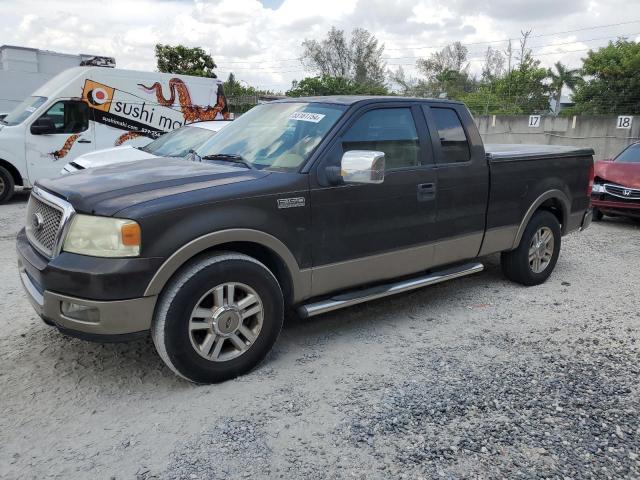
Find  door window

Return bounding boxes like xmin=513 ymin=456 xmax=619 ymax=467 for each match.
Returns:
xmin=429 ymin=107 xmax=470 ymax=164
xmin=342 ymin=108 xmax=420 ymax=170
xmin=37 ymin=101 xmax=89 ymax=134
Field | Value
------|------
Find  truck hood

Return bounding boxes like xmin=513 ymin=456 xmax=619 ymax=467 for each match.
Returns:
xmin=71 ymin=146 xmax=157 ymax=170
xmin=38 ymin=158 xmax=269 ymax=216
xmin=595 ymin=160 xmax=640 ymax=189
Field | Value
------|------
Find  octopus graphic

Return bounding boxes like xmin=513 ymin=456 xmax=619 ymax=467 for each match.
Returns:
xmin=138 ymin=78 xmax=230 ymax=122
xmin=115 ymin=131 xmax=146 ymax=146
xmin=50 ymin=134 xmax=80 ymax=160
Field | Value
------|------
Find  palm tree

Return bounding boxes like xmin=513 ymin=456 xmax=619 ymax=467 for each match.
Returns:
xmin=548 ymin=62 xmax=583 ymax=114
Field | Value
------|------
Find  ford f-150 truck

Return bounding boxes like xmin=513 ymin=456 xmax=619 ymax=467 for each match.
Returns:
xmin=16 ymin=97 xmax=594 ymax=383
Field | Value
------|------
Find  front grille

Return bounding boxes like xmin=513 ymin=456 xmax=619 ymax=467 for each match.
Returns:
xmin=25 ymin=193 xmax=65 ymax=258
xmin=604 ymin=184 xmax=640 ymax=200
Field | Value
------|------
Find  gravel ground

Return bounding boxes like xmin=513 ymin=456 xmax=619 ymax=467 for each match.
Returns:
xmin=1 ymin=192 xmax=639 ymax=479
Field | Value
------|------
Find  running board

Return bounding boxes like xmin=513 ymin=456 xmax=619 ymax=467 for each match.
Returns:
xmin=298 ymin=262 xmax=484 ymax=318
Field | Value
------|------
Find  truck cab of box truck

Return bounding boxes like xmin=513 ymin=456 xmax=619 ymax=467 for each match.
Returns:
xmin=0 ymin=67 xmax=228 ymax=203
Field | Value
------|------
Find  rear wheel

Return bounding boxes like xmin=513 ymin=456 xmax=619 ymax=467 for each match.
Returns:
xmin=501 ymin=210 xmax=561 ymax=286
xmin=592 ymin=207 xmax=604 ymax=221
xmin=152 ymin=252 xmax=284 ymax=383
xmin=0 ymin=166 xmax=15 ymax=204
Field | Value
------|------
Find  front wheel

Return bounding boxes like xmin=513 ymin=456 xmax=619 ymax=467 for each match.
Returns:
xmin=0 ymin=166 xmax=15 ymax=204
xmin=501 ymin=210 xmax=561 ymax=286
xmin=152 ymin=252 xmax=284 ymax=383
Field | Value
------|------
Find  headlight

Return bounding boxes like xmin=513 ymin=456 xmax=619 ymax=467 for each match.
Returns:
xmin=592 ymin=183 xmax=606 ymax=193
xmin=63 ymin=214 xmax=141 ymax=257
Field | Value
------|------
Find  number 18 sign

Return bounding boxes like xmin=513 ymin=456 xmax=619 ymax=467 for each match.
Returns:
xmin=617 ymin=116 xmax=633 ymax=129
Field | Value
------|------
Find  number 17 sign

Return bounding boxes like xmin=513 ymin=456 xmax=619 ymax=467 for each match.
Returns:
xmin=528 ymin=115 xmax=541 ymax=128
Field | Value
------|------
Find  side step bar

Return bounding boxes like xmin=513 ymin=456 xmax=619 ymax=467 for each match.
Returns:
xmin=298 ymin=262 xmax=484 ymax=318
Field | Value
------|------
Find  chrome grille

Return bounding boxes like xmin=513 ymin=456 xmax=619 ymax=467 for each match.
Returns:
xmin=25 ymin=188 xmax=74 ymax=258
xmin=604 ymin=184 xmax=640 ymax=200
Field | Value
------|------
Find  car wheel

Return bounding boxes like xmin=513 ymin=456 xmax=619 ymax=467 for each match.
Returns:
xmin=501 ymin=210 xmax=561 ymax=286
xmin=592 ymin=207 xmax=604 ymax=221
xmin=152 ymin=252 xmax=284 ymax=383
xmin=0 ymin=166 xmax=15 ymax=204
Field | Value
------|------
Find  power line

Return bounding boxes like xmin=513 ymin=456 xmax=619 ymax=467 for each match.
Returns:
xmin=216 ymin=19 xmax=640 ymax=67
xmin=218 ymin=30 xmax=638 ymax=73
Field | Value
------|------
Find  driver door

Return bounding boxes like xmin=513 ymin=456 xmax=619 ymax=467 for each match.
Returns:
xmin=26 ymin=99 xmax=95 ymax=180
xmin=309 ymin=103 xmax=439 ymax=296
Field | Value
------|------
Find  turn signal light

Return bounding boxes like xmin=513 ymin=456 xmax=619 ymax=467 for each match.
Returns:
xmin=121 ymin=223 xmax=141 ymax=246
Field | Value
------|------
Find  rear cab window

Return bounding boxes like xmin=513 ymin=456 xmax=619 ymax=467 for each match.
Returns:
xmin=427 ymin=106 xmax=470 ymax=164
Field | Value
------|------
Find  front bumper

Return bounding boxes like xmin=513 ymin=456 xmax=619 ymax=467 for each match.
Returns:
xmin=18 ymin=266 xmax=155 ymax=340
xmin=17 ymin=229 xmax=159 ymax=340
xmin=592 ymin=197 xmax=640 ymax=218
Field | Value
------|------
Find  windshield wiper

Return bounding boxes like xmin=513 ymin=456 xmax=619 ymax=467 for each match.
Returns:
xmin=201 ymin=153 xmax=255 ymax=170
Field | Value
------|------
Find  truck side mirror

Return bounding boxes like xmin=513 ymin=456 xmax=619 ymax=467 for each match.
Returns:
xmin=333 ymin=150 xmax=385 ymax=185
xmin=30 ymin=116 xmax=56 ymax=135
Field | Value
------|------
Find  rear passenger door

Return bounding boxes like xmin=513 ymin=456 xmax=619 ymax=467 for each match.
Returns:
xmin=309 ymin=103 xmax=438 ymax=296
xmin=422 ymin=104 xmax=489 ymax=266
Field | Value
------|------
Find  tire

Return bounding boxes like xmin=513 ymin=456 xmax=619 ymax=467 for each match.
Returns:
xmin=592 ymin=207 xmax=604 ymax=222
xmin=501 ymin=210 xmax=561 ymax=286
xmin=152 ymin=252 xmax=284 ymax=383
xmin=0 ymin=166 xmax=15 ymax=204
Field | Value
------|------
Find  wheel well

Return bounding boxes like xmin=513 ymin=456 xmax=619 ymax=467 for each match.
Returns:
xmin=0 ymin=159 xmax=23 ymax=186
xmin=538 ymin=198 xmax=565 ymax=229
xmin=203 ymin=242 xmax=294 ymax=306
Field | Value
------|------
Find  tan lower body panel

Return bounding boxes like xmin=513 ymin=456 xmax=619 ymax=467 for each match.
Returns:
xmin=310 ymin=232 xmax=485 ymax=298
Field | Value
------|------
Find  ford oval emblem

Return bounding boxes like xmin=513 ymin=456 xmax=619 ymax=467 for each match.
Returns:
xmin=32 ymin=212 xmax=44 ymax=232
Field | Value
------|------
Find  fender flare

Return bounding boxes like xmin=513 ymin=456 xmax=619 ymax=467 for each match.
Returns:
xmin=144 ymin=228 xmax=311 ymax=302
xmin=512 ymin=189 xmax=570 ymax=249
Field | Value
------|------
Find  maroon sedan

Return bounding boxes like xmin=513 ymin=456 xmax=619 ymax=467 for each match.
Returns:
xmin=592 ymin=142 xmax=640 ymax=221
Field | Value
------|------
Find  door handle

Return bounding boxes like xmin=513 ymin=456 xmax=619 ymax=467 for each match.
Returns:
xmin=417 ymin=183 xmax=436 ymax=201
xmin=77 ymin=139 xmax=92 ymax=144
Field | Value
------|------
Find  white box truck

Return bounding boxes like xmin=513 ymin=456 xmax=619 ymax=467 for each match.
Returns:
xmin=0 ymin=66 xmax=229 ymax=202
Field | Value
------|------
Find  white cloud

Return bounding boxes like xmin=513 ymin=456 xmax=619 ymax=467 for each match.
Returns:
xmin=1 ymin=0 xmax=639 ymax=92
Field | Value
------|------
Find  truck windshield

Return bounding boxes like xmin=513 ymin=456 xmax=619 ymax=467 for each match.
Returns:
xmin=615 ymin=143 xmax=640 ymax=163
xmin=139 ymin=126 xmax=217 ymax=157
xmin=196 ymin=102 xmax=347 ymax=171
xmin=2 ymin=96 xmax=47 ymax=126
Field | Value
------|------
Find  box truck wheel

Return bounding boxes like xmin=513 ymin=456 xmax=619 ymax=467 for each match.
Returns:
xmin=501 ymin=210 xmax=561 ymax=286
xmin=151 ymin=252 xmax=284 ymax=384
xmin=0 ymin=166 xmax=15 ymax=204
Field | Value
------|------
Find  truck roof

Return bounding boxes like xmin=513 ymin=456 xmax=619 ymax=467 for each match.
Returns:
xmin=272 ymin=96 xmax=464 ymax=106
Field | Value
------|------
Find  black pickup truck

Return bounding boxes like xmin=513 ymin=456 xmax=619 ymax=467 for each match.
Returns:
xmin=16 ymin=97 xmax=594 ymax=383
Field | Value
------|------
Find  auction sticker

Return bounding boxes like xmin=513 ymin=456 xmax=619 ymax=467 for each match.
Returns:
xmin=289 ymin=112 xmax=325 ymax=123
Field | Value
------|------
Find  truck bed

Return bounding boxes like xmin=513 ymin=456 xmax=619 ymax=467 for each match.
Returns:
xmin=485 ymin=144 xmax=595 ymax=162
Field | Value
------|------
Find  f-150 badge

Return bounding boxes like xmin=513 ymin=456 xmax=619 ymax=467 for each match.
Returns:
xmin=277 ymin=197 xmax=305 ymax=209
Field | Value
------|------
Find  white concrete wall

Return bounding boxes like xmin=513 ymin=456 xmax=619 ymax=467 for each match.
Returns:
xmin=476 ymin=115 xmax=640 ymax=160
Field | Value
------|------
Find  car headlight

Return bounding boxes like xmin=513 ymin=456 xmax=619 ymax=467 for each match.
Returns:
xmin=592 ymin=183 xmax=606 ymax=193
xmin=63 ymin=214 xmax=141 ymax=257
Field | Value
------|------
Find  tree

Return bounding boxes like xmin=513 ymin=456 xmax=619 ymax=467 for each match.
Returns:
xmin=286 ymin=75 xmax=388 ymax=97
xmin=301 ymin=27 xmax=387 ymax=87
xmin=415 ymin=42 xmax=476 ymax=99
xmin=417 ymin=42 xmax=470 ymax=81
xmin=548 ymin=62 xmax=582 ymax=114
xmin=155 ymin=44 xmax=217 ymax=78
xmin=572 ymin=39 xmax=640 ymax=114
xmin=388 ymin=66 xmax=432 ymax=97
xmin=481 ymin=47 xmax=505 ymax=82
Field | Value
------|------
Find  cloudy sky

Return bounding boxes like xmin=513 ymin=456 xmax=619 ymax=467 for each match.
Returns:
xmin=2 ymin=0 xmax=640 ymax=92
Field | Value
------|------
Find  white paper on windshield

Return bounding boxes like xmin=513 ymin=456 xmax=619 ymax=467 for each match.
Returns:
xmin=26 ymin=107 xmax=36 ymax=113
xmin=289 ymin=112 xmax=325 ymax=123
